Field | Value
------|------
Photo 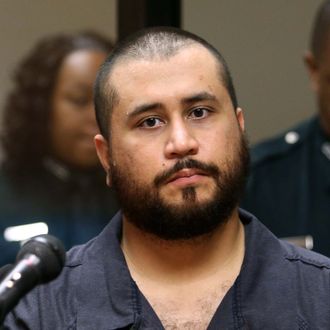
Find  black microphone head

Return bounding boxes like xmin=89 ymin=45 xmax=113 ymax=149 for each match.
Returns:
xmin=16 ymin=234 xmax=66 ymax=283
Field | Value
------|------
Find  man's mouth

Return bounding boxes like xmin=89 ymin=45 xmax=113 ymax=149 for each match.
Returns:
xmin=165 ymin=168 xmax=208 ymax=186
xmin=154 ymin=158 xmax=220 ymax=188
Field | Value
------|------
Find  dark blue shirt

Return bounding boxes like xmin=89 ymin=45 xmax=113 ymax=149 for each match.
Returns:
xmin=4 ymin=209 xmax=330 ymax=329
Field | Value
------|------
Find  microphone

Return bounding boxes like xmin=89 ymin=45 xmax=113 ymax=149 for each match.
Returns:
xmin=0 ymin=234 xmax=66 ymax=323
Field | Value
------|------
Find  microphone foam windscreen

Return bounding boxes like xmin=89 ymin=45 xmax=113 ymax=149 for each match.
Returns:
xmin=16 ymin=234 xmax=66 ymax=283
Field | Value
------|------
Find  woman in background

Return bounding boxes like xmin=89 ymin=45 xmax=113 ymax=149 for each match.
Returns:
xmin=0 ymin=31 xmax=118 ymax=265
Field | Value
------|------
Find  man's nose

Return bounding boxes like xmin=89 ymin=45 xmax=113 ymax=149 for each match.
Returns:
xmin=164 ymin=121 xmax=199 ymax=159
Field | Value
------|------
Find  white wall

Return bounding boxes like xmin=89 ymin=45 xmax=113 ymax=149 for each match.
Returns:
xmin=183 ymin=0 xmax=323 ymax=143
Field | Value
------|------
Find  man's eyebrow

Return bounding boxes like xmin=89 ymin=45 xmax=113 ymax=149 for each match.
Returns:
xmin=127 ymin=102 xmax=162 ymax=119
xmin=181 ymin=91 xmax=218 ymax=106
xmin=127 ymin=92 xmax=218 ymax=119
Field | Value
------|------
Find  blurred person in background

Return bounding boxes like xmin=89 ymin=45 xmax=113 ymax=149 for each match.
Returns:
xmin=241 ymin=1 xmax=330 ymax=256
xmin=0 ymin=31 xmax=118 ymax=265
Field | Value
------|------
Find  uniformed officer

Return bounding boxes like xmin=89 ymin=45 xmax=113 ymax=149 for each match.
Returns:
xmin=241 ymin=1 xmax=330 ymax=256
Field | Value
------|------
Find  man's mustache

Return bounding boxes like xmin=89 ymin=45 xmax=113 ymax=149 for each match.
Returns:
xmin=154 ymin=158 xmax=220 ymax=187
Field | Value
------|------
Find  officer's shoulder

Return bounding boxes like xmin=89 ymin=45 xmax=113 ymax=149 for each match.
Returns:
xmin=251 ymin=116 xmax=317 ymax=166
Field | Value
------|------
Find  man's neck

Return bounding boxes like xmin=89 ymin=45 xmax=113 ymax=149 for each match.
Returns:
xmin=121 ymin=211 xmax=245 ymax=329
xmin=121 ymin=210 xmax=245 ymax=285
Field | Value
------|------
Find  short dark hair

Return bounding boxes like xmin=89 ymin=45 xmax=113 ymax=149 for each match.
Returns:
xmin=310 ymin=0 xmax=330 ymax=61
xmin=94 ymin=26 xmax=238 ymax=138
xmin=2 ymin=31 xmax=114 ymax=177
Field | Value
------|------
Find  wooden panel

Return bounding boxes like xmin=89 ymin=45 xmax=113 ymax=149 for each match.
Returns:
xmin=118 ymin=0 xmax=181 ymax=40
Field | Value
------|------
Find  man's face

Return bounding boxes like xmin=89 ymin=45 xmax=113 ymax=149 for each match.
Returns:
xmin=95 ymin=45 xmax=249 ymax=240
xmin=305 ymin=43 xmax=330 ymax=135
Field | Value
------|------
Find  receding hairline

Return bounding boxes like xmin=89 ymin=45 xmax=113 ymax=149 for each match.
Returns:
xmin=111 ymin=38 xmax=197 ymax=65
xmin=103 ymin=42 xmax=228 ymax=110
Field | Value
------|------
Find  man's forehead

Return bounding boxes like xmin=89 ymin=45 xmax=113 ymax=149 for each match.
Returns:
xmin=107 ymin=45 xmax=223 ymax=96
xmin=102 ymin=46 xmax=229 ymax=123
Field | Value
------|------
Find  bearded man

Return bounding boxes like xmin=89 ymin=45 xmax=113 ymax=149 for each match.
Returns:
xmin=4 ymin=27 xmax=330 ymax=330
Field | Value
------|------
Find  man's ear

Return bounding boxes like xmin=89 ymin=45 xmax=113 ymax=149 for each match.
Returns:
xmin=94 ymin=134 xmax=112 ymax=187
xmin=235 ymin=107 xmax=245 ymax=132
xmin=304 ymin=51 xmax=320 ymax=92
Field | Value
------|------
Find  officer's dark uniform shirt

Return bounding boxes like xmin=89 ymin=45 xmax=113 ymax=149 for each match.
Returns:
xmin=0 ymin=159 xmax=118 ymax=266
xmin=241 ymin=116 xmax=330 ymax=256
xmin=4 ymin=210 xmax=330 ymax=329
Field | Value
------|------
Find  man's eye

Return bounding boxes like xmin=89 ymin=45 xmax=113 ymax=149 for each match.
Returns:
xmin=189 ymin=108 xmax=209 ymax=119
xmin=139 ymin=117 xmax=164 ymax=128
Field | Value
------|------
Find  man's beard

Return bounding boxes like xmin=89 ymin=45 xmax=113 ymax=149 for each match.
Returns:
xmin=110 ymin=133 xmax=250 ymax=241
